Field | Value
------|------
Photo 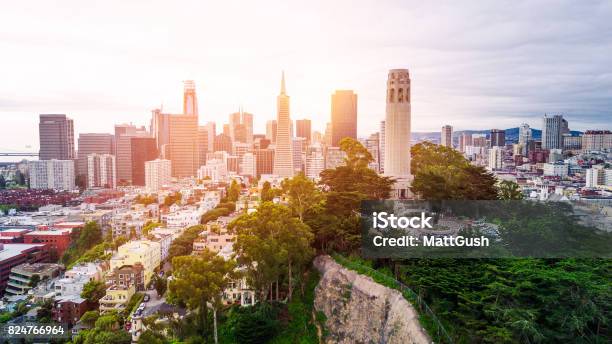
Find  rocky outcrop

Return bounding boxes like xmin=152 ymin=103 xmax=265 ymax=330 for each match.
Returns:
xmin=313 ymin=255 xmax=431 ymax=344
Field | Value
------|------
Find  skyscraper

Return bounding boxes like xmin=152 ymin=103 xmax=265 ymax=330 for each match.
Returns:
xmin=296 ymin=119 xmax=312 ymax=144
xmin=130 ymin=137 xmax=158 ymax=185
xmin=488 ymin=146 xmax=503 ymax=170
xmin=542 ymin=114 xmax=567 ymax=150
xmin=459 ymin=133 xmax=472 ymax=152
xmin=273 ymin=72 xmax=294 ymax=178
xmin=266 ymin=120 xmax=277 ymax=144
xmin=490 ymin=129 xmax=506 ymax=147
xmin=292 ymin=137 xmax=306 ymax=174
xmin=441 ymin=125 xmax=453 ymax=147
xmin=253 ymin=148 xmax=274 ymax=177
xmin=518 ymin=123 xmax=532 ymax=145
xmin=183 ymin=80 xmax=198 ymax=116
xmin=150 ymin=81 xmax=200 ymax=178
xmin=229 ymin=110 xmax=254 ymax=145
xmin=39 ymin=114 xmax=75 ymax=160
xmin=114 ymin=124 xmax=149 ymax=184
xmin=77 ymin=133 xmax=114 ymax=185
xmin=87 ymin=153 xmax=116 ymax=189
xmin=331 ymin=90 xmax=357 ymax=146
xmin=384 ymin=69 xmax=411 ymax=187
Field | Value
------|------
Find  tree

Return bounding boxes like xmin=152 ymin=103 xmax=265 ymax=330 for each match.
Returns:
xmin=77 ymin=222 xmax=103 ymax=250
xmin=410 ymin=142 xmax=498 ymax=200
xmin=260 ymin=181 xmax=273 ymax=202
xmin=168 ymin=251 xmax=236 ymax=344
xmin=0 ymin=175 xmax=6 ymax=189
xmin=152 ymin=274 xmax=167 ymax=297
xmin=80 ymin=310 xmax=100 ymax=327
xmin=135 ymin=194 xmax=157 ymax=206
xmin=498 ymin=180 xmax=524 ymax=200
xmin=319 ymin=138 xmax=394 ymax=200
xmin=229 ymin=202 xmax=314 ymax=301
xmin=142 ymin=221 xmax=162 ymax=239
xmin=81 ymin=280 xmax=106 ymax=304
xmin=227 ymin=179 xmax=241 ymax=202
xmin=164 ymin=191 xmax=182 ymax=207
xmin=281 ymin=173 xmax=322 ymax=221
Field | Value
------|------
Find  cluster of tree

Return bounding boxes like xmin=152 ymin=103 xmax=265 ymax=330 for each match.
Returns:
xmin=142 ymin=221 xmax=162 ymax=240
xmin=61 ymin=221 xmax=103 ymax=266
xmin=163 ymin=191 xmax=182 ymax=207
xmin=168 ymin=250 xmax=236 ymax=344
xmin=308 ymin=138 xmax=394 ymax=253
xmin=81 ymin=280 xmax=106 ymax=305
xmin=134 ymin=194 xmax=157 ymax=206
xmin=167 ymin=225 xmax=205 ymax=259
xmin=410 ymin=142 xmax=499 ymax=200
xmin=201 ymin=201 xmax=236 ymax=224
xmin=0 ymin=171 xmax=26 ymax=189
xmin=230 ymin=202 xmax=315 ymax=302
xmin=70 ymin=310 xmax=131 ymax=344
xmin=260 ymin=181 xmax=282 ymax=202
xmin=227 ymin=179 xmax=241 ymax=202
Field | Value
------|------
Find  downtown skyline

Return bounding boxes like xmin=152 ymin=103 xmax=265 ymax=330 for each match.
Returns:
xmin=2 ymin=0 xmax=612 ymax=155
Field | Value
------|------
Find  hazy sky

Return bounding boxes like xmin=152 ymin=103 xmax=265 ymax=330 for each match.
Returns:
xmin=1 ymin=0 xmax=611 ymax=154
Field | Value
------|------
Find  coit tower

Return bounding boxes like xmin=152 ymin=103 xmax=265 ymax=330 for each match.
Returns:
xmin=384 ymin=69 xmax=411 ymax=179
xmin=273 ymin=71 xmax=294 ymax=178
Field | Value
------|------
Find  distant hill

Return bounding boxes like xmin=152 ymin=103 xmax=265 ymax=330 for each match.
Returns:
xmin=412 ymin=127 xmax=583 ymax=143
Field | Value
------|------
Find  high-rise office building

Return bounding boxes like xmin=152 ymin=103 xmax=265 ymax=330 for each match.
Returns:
xmin=305 ymin=144 xmax=324 ymax=180
xmin=28 ymin=160 xmax=75 ymax=191
xmin=384 ymin=69 xmax=411 ymax=185
xmin=239 ymin=152 xmax=256 ymax=178
xmin=253 ymin=148 xmax=274 ymax=178
xmin=542 ymin=114 xmax=567 ymax=150
xmin=473 ymin=134 xmax=487 ymax=147
xmin=441 ymin=125 xmax=453 ymax=147
xmin=76 ymin=133 xmax=114 ymax=184
xmin=266 ymin=120 xmax=277 ymax=144
xmin=459 ymin=133 xmax=472 ymax=152
xmin=114 ymin=124 xmax=149 ymax=184
xmin=518 ymin=123 xmax=532 ymax=145
xmin=145 ymin=159 xmax=171 ymax=192
xmin=130 ymin=137 xmax=158 ymax=186
xmin=39 ymin=114 xmax=75 ymax=160
xmin=150 ymin=81 xmax=199 ymax=178
xmin=488 ymin=146 xmax=503 ymax=170
xmin=214 ymin=134 xmax=233 ymax=154
xmin=183 ymin=80 xmax=198 ymax=116
xmin=87 ymin=154 xmax=116 ymax=189
xmin=292 ymin=137 xmax=306 ymax=174
xmin=296 ymin=119 xmax=312 ymax=144
xmin=229 ymin=110 xmax=254 ymax=145
xmin=490 ymin=129 xmax=505 ymax=147
xmin=198 ymin=126 xmax=210 ymax=168
xmin=272 ymin=72 xmax=294 ymax=178
xmin=331 ymin=90 xmax=357 ymax=146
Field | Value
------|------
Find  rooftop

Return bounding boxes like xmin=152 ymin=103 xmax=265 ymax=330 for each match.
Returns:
xmin=0 ymin=243 xmax=46 ymax=261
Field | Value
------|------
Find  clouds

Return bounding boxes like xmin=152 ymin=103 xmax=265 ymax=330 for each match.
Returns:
xmin=0 ymin=0 xmax=610 ymax=153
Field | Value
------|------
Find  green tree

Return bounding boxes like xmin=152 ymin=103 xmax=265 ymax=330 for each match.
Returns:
xmin=230 ymin=202 xmax=314 ymax=301
xmin=227 ymin=179 xmax=241 ymax=202
xmin=260 ymin=181 xmax=273 ymax=202
xmin=151 ymin=274 xmax=168 ymax=297
xmin=0 ymin=174 xmax=6 ymax=189
xmin=498 ymin=180 xmax=524 ymax=200
xmin=81 ymin=280 xmax=106 ymax=305
xmin=281 ymin=173 xmax=322 ymax=221
xmin=410 ymin=142 xmax=498 ymax=200
xmin=168 ymin=251 xmax=236 ymax=344
xmin=77 ymin=221 xmax=103 ymax=250
xmin=79 ymin=310 xmax=100 ymax=327
xmin=142 ymin=221 xmax=162 ymax=239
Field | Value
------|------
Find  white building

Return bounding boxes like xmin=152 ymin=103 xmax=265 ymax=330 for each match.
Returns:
xmin=239 ymin=152 xmax=256 ymax=178
xmin=198 ymin=159 xmax=228 ymax=182
xmin=543 ymin=163 xmax=569 ymax=177
xmin=292 ymin=137 xmax=306 ymax=174
xmin=305 ymin=145 xmax=324 ymax=180
xmin=28 ymin=160 xmax=75 ymax=191
xmin=145 ymin=159 xmax=172 ymax=192
xmin=488 ymin=146 xmax=503 ymax=170
xmin=87 ymin=153 xmax=116 ymax=189
xmin=585 ymin=165 xmax=612 ymax=188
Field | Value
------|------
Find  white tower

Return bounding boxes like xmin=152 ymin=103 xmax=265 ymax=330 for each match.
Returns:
xmin=384 ymin=69 xmax=412 ymax=198
xmin=273 ymin=71 xmax=294 ymax=178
